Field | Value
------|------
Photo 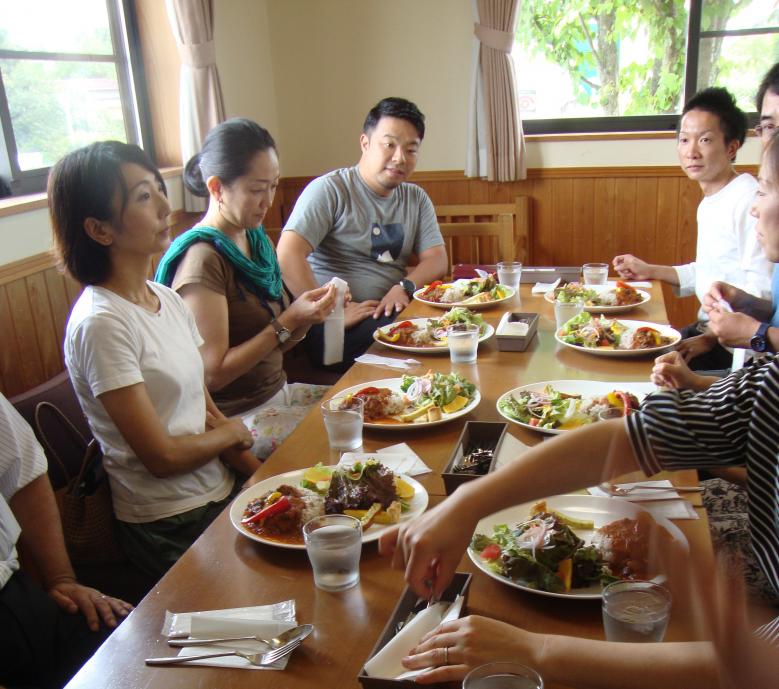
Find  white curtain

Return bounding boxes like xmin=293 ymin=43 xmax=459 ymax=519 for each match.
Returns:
xmin=166 ymin=0 xmax=226 ymax=211
xmin=466 ymin=0 xmax=526 ymax=181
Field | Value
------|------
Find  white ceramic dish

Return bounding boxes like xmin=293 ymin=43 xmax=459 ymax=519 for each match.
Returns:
xmin=413 ymin=282 xmax=516 ymax=310
xmin=372 ymin=318 xmax=495 ymax=354
xmin=555 ymin=319 xmax=681 ymax=357
xmin=467 ymin=494 xmax=688 ymax=599
xmin=334 ymin=377 xmax=480 ymax=429
xmin=230 ymin=468 xmax=428 ymax=550
xmin=496 ymin=379 xmax=657 ymax=435
xmin=544 ymin=285 xmax=651 ymax=314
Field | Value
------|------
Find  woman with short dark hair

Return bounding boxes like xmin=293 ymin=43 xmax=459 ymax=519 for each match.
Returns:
xmin=51 ymin=141 xmax=257 ymax=579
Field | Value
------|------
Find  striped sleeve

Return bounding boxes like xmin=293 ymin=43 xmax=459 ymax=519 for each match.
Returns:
xmin=627 ymin=356 xmax=778 ymax=475
xmin=755 ymin=616 xmax=779 ymax=646
xmin=0 ymin=395 xmax=47 ymax=501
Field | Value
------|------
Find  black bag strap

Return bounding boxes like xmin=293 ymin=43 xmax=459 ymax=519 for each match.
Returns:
xmin=34 ymin=400 xmax=93 ymax=487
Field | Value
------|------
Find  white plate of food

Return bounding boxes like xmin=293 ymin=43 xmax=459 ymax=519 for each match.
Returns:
xmin=544 ymin=282 xmax=650 ymax=314
xmin=334 ymin=373 xmax=480 ymax=429
xmin=468 ymin=494 xmax=687 ymax=599
xmin=413 ymin=276 xmax=515 ymax=310
xmin=373 ymin=311 xmax=494 ymax=354
xmin=230 ymin=462 xmax=429 ymax=550
xmin=555 ymin=315 xmax=681 ymax=357
xmin=496 ymin=380 xmax=657 ymax=435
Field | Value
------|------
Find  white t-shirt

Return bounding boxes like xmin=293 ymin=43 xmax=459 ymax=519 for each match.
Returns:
xmin=674 ymin=173 xmax=773 ymax=320
xmin=64 ymin=282 xmax=233 ymax=524
xmin=0 ymin=394 xmax=47 ymax=589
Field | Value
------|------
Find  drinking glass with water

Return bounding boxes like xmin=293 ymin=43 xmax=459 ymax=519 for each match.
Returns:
xmin=463 ymin=661 xmax=544 ymax=688
xmin=447 ymin=323 xmax=480 ymax=363
xmin=497 ymin=261 xmax=523 ymax=292
xmin=602 ymin=580 xmax=671 ymax=642
xmin=303 ymin=514 xmax=362 ymax=591
xmin=321 ymin=396 xmax=364 ymax=451
xmin=582 ymin=262 xmax=609 ymax=285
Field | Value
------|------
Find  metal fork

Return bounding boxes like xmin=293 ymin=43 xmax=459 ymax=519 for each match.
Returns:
xmin=600 ymin=482 xmax=703 ymax=497
xmin=145 ymin=637 xmax=302 ymax=667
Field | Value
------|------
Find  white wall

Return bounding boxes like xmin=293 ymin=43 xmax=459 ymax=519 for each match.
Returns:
xmin=0 ymin=0 xmax=763 ymax=263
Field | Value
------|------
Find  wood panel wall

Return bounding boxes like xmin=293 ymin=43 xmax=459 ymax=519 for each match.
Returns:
xmin=0 ymin=166 xmax=740 ymax=398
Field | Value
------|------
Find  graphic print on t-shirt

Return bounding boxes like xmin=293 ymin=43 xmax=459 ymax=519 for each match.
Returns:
xmin=370 ymin=222 xmax=404 ymax=263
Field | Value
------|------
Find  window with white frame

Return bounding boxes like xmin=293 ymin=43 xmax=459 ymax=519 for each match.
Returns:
xmin=513 ymin=0 xmax=779 ymax=134
xmin=0 ymin=0 xmax=150 ymax=196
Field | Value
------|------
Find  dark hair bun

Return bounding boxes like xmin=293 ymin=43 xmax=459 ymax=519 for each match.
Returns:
xmin=183 ymin=153 xmax=209 ymax=197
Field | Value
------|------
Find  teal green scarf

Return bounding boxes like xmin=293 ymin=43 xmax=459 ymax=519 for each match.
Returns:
xmin=155 ymin=225 xmax=282 ymax=302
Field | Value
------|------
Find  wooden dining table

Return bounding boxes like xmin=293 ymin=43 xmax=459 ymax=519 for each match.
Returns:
xmin=65 ymin=282 xmax=713 ymax=689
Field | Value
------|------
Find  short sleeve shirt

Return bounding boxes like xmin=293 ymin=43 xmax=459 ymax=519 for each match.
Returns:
xmin=282 ymin=166 xmax=443 ymax=303
xmin=171 ymin=241 xmax=287 ymax=416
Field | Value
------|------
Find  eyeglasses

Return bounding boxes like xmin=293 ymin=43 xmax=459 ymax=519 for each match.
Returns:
xmin=755 ymin=122 xmax=777 ymax=139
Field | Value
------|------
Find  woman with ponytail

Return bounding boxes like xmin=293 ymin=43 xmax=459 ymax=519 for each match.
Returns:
xmin=155 ymin=119 xmax=335 ymax=459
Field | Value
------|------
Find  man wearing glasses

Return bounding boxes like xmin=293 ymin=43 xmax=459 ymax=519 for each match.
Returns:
xmin=704 ymin=62 xmax=779 ymax=352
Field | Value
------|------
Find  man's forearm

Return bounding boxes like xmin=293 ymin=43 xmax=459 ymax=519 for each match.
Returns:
xmin=654 ymin=264 xmax=682 ymax=286
xmin=10 ymin=474 xmax=76 ymax=588
xmin=277 ymin=233 xmax=319 ymax=297
xmin=406 ymin=247 xmax=448 ymax=288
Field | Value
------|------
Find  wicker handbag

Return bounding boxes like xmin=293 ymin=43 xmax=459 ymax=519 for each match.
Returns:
xmin=34 ymin=401 xmax=125 ymax=565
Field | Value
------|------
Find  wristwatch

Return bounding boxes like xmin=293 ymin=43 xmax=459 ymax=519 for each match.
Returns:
xmin=399 ymin=278 xmax=416 ymax=297
xmin=270 ymin=319 xmax=291 ymax=344
xmin=750 ymin=322 xmax=771 ymax=352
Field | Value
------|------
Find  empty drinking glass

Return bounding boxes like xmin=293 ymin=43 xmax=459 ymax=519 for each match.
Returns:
xmin=303 ymin=514 xmax=362 ymax=592
xmin=321 ymin=396 xmax=364 ymax=451
xmin=582 ymin=263 xmax=609 ymax=285
xmin=602 ymin=580 xmax=671 ymax=642
xmin=497 ymin=261 xmax=523 ymax=292
xmin=463 ymin=662 xmax=544 ymax=688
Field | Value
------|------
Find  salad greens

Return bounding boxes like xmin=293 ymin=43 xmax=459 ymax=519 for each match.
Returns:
xmin=400 ymin=371 xmax=476 ymax=408
xmin=433 ymin=307 xmax=486 ymax=332
xmin=471 ymin=510 xmax=614 ymax=593
xmin=557 ymin=312 xmax=626 ymax=348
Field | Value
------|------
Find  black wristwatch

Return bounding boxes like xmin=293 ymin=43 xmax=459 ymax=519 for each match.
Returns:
xmin=750 ymin=322 xmax=771 ymax=352
xmin=399 ymin=278 xmax=416 ymax=297
xmin=270 ymin=319 xmax=291 ymax=344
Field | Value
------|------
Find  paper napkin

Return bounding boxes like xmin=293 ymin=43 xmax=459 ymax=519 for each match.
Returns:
xmin=339 ymin=443 xmax=432 ymax=476
xmin=587 ymin=480 xmax=699 ymax=520
xmin=354 ymin=353 xmax=421 ymax=370
xmin=531 ymin=278 xmax=560 ymax=294
xmin=323 ymin=277 xmax=348 ymax=365
xmin=160 ymin=601 xmax=298 ymax=670
xmin=493 ymin=432 xmax=534 ymax=470
xmin=364 ymin=596 xmax=464 ymax=679
xmin=497 ymin=312 xmax=530 ymax=336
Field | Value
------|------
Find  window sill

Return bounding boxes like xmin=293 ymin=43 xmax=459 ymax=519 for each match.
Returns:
xmin=524 ymin=131 xmax=680 ymax=143
xmin=0 ymin=166 xmax=183 ymax=219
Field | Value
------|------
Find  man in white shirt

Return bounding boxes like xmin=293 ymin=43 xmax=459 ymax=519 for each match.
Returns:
xmin=613 ymin=87 xmax=773 ymax=370
xmin=0 ymin=393 xmax=131 ymax=689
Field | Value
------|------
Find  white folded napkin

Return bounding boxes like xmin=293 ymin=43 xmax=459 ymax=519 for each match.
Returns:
xmin=588 ymin=479 xmax=681 ymax=502
xmin=160 ymin=602 xmax=298 ymax=670
xmin=364 ymin=596 xmax=464 ymax=679
xmin=587 ymin=480 xmax=700 ymax=521
xmin=323 ymin=277 xmax=348 ymax=366
xmin=354 ymin=353 xmax=421 ymax=370
xmin=339 ymin=443 xmax=432 ymax=476
xmin=532 ymin=278 xmax=560 ymax=294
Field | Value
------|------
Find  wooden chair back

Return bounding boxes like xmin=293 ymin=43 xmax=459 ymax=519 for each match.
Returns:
xmin=438 ymin=213 xmax=514 ymax=278
xmin=435 ymin=196 xmax=531 ymax=266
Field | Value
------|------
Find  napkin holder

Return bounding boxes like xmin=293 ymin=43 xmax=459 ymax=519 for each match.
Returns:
xmin=523 ymin=266 xmax=582 ymax=283
xmin=441 ymin=421 xmax=507 ymax=495
xmin=496 ymin=312 xmax=539 ymax=352
xmin=358 ymin=573 xmax=473 ymax=689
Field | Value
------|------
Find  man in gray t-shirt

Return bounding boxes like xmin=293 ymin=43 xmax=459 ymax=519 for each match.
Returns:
xmin=278 ymin=97 xmax=447 ymax=370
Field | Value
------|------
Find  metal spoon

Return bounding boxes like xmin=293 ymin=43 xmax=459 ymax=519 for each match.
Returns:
xmin=601 ymin=482 xmax=703 ymax=497
xmin=168 ymin=623 xmax=313 ymax=648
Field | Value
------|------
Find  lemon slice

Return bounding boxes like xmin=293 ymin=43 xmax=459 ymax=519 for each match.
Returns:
xmin=303 ymin=464 xmax=333 ymax=484
xmin=442 ymin=395 xmax=469 ymax=414
xmin=395 ymin=477 xmax=415 ymax=499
